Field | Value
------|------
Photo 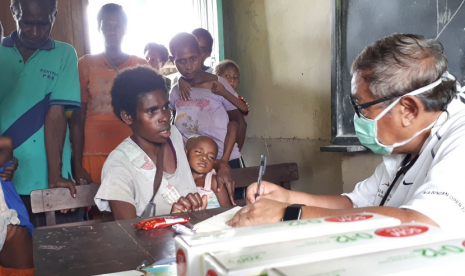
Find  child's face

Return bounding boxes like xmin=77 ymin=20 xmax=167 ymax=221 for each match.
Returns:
xmin=127 ymin=90 xmax=172 ymax=144
xmin=196 ymin=36 xmax=212 ymax=65
xmin=219 ymin=67 xmax=240 ymax=90
xmin=145 ymin=50 xmax=164 ymax=74
xmin=186 ymin=139 xmax=218 ymax=174
xmin=173 ymin=45 xmax=201 ymax=80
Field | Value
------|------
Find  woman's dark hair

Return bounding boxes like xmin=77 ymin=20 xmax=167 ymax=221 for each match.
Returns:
xmin=144 ymin=43 xmax=169 ymax=63
xmin=111 ymin=66 xmax=168 ymax=121
xmin=169 ymin=32 xmax=199 ymax=57
xmin=97 ymin=3 xmax=127 ymax=30
xmin=192 ymin=28 xmax=213 ymax=51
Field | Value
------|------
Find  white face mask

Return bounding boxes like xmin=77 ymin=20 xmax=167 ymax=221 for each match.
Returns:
xmin=354 ymin=76 xmax=447 ymax=155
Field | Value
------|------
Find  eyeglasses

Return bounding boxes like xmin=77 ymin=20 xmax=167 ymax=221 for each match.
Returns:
xmin=350 ymin=94 xmax=400 ymax=118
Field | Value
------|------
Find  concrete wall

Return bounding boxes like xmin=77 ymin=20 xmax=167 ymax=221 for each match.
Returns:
xmin=223 ymin=0 xmax=344 ymax=195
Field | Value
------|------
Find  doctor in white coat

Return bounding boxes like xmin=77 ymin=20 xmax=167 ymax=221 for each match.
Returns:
xmin=228 ymin=34 xmax=465 ymax=232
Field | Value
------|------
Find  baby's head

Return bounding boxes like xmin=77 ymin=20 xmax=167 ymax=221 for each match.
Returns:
xmin=214 ymin=60 xmax=240 ymax=90
xmin=185 ymin=136 xmax=218 ymax=174
xmin=144 ymin=42 xmax=169 ymax=74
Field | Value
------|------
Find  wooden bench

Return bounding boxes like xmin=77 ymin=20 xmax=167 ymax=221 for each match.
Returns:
xmin=30 ymin=184 xmax=101 ymax=227
xmin=30 ymin=162 xmax=299 ymax=226
xmin=232 ymin=162 xmax=299 ymax=206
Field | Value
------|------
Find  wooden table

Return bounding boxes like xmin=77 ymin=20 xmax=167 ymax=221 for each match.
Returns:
xmin=33 ymin=207 xmax=231 ymax=276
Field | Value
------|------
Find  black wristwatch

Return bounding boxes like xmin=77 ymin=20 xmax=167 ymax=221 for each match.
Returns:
xmin=282 ymin=204 xmax=305 ymax=221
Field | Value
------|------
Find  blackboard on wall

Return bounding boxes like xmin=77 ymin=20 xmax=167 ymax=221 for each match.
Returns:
xmin=330 ymin=0 xmax=465 ymax=147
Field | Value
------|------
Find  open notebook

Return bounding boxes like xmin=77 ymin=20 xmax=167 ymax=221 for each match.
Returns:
xmin=193 ymin=206 xmax=242 ymax=233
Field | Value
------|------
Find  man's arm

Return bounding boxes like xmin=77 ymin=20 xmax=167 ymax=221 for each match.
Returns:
xmin=45 ymin=105 xmax=76 ymax=197
xmin=70 ymin=103 xmax=92 ymax=184
xmin=247 ymin=180 xmax=354 ymax=209
xmin=227 ymin=198 xmax=437 ymax=227
xmin=301 ymin=205 xmax=438 ymax=225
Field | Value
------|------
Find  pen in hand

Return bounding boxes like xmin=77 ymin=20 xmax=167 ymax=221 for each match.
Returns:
xmin=255 ymin=155 xmax=267 ymax=200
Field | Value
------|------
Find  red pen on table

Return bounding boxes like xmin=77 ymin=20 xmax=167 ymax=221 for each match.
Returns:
xmin=133 ymin=216 xmax=190 ymax=230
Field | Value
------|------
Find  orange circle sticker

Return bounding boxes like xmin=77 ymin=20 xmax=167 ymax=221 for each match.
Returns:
xmin=375 ymin=225 xmax=429 ymax=238
xmin=325 ymin=214 xmax=374 ymax=223
xmin=176 ymin=249 xmax=187 ymax=276
xmin=206 ymin=270 xmax=219 ymax=276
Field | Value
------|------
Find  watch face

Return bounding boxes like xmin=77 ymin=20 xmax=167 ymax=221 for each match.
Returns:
xmin=283 ymin=205 xmax=303 ymax=221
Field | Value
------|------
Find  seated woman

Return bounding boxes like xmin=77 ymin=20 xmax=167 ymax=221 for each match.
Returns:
xmin=94 ymin=66 xmax=234 ymax=219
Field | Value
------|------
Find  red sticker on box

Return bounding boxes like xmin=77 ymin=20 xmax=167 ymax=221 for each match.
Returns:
xmin=462 ymin=241 xmax=465 ymax=247
xmin=177 ymin=249 xmax=187 ymax=276
xmin=206 ymin=270 xmax=219 ymax=276
xmin=375 ymin=225 xmax=429 ymax=237
xmin=325 ymin=214 xmax=374 ymax=222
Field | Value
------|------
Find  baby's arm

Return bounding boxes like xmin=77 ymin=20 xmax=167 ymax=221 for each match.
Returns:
xmin=212 ymin=82 xmax=248 ymax=113
xmin=222 ymin=121 xmax=238 ymax=162
xmin=211 ymin=175 xmax=232 ymax=207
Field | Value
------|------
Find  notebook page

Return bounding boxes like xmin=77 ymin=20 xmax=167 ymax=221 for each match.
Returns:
xmin=193 ymin=206 xmax=242 ymax=233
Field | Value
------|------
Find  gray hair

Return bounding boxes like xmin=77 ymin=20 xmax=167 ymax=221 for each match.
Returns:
xmin=351 ymin=34 xmax=456 ymax=111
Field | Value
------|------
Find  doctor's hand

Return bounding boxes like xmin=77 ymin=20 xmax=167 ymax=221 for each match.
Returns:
xmin=171 ymin=193 xmax=208 ymax=214
xmin=227 ymin=198 xmax=289 ymax=227
xmin=246 ymin=181 xmax=291 ymax=204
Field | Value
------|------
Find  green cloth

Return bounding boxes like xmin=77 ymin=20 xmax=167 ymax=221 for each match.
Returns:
xmin=0 ymin=31 xmax=81 ymax=195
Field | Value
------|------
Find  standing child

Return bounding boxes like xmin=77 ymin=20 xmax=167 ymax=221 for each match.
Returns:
xmin=144 ymin=42 xmax=172 ymax=91
xmin=169 ymin=32 xmax=245 ymax=168
xmin=186 ymin=136 xmax=232 ymax=208
xmin=214 ymin=60 xmax=250 ymax=153
xmin=176 ymin=28 xmax=214 ymax=99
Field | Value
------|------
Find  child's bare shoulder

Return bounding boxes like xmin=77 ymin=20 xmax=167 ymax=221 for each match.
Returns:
xmin=211 ymin=174 xmax=219 ymax=191
xmin=0 ymin=137 xmax=13 ymax=151
xmin=0 ymin=137 xmax=13 ymax=166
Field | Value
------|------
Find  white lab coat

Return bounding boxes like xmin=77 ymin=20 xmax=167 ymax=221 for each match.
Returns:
xmin=344 ymin=94 xmax=465 ymax=232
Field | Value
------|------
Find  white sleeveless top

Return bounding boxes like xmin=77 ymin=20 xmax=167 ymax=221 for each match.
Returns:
xmin=95 ymin=126 xmax=197 ymax=216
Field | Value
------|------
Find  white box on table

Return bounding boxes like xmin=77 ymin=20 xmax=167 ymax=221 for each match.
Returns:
xmin=202 ymin=223 xmax=461 ymax=276
xmin=267 ymin=237 xmax=465 ymax=276
xmin=175 ymin=212 xmax=400 ymax=276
